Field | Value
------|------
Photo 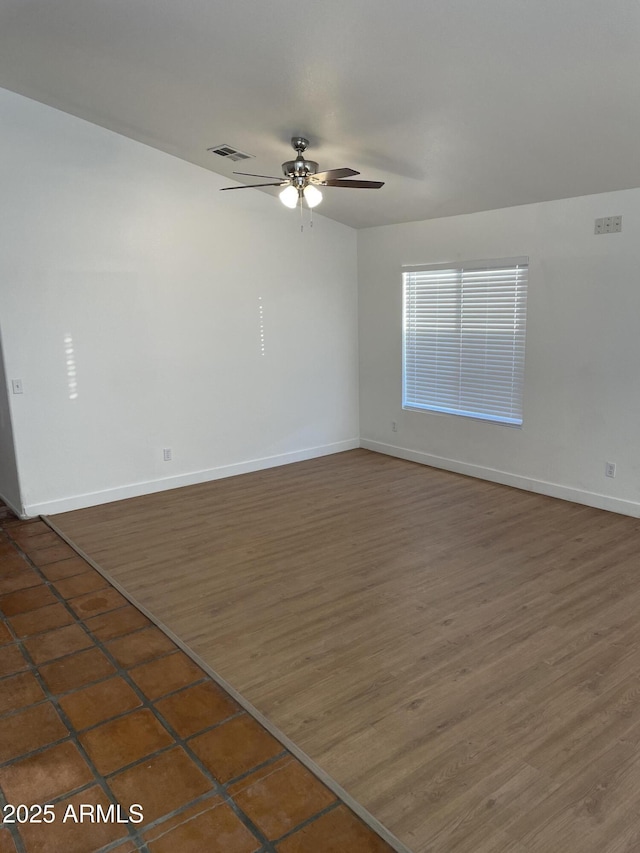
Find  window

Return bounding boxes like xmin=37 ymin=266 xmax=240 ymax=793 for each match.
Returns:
xmin=402 ymin=258 xmax=528 ymax=425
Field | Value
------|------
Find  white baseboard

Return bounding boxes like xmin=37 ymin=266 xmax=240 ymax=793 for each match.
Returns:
xmin=26 ymin=439 xmax=360 ymax=517
xmin=360 ymin=439 xmax=640 ymax=518
xmin=22 ymin=436 xmax=639 ymax=519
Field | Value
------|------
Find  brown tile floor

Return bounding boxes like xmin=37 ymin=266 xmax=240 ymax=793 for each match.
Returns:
xmin=0 ymin=504 xmax=395 ymax=853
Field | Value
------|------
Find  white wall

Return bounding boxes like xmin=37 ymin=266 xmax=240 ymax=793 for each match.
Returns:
xmin=0 ymin=329 xmax=21 ymax=513
xmin=5 ymin=88 xmax=639 ymax=521
xmin=0 ymin=89 xmax=359 ymax=516
xmin=358 ymin=190 xmax=640 ymax=516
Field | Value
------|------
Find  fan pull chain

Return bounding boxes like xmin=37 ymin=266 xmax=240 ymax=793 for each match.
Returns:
xmin=300 ymin=194 xmax=304 ymax=232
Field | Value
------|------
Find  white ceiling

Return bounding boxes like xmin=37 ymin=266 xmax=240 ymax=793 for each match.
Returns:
xmin=2 ymin=0 xmax=640 ymax=228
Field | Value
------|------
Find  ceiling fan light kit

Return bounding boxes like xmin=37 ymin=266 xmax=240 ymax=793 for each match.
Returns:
xmin=279 ymin=185 xmax=299 ymax=208
xmin=220 ymin=137 xmax=384 ymax=216
xmin=303 ymin=183 xmax=322 ymax=208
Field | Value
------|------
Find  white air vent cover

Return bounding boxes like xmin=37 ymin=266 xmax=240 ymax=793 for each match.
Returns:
xmin=207 ymin=144 xmax=254 ymax=162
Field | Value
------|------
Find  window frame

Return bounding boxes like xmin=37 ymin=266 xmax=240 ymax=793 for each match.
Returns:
xmin=402 ymin=256 xmax=528 ymax=427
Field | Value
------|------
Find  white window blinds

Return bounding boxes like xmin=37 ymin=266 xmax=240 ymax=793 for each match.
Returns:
xmin=403 ymin=259 xmax=528 ymax=425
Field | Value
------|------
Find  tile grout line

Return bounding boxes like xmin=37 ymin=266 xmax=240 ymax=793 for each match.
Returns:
xmin=0 ymin=783 xmax=27 ymax=853
xmin=1 ymin=627 xmax=144 ymax=850
xmin=272 ymin=798 xmax=343 ymax=846
xmin=0 ymin=529 xmax=161 ymax=851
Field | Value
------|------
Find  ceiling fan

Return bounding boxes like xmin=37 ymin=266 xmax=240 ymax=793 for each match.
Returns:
xmin=220 ymin=137 xmax=384 ymax=209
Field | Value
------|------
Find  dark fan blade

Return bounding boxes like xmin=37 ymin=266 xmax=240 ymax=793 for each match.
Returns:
xmin=233 ymin=172 xmax=282 ymax=180
xmin=220 ymin=182 xmax=284 ymax=191
xmin=311 ymin=168 xmax=359 ymax=182
xmin=324 ymin=179 xmax=385 ymax=189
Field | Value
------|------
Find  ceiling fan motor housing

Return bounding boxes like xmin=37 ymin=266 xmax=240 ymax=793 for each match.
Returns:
xmin=282 ymin=159 xmax=319 ymax=179
xmin=282 ymin=136 xmax=318 ymax=181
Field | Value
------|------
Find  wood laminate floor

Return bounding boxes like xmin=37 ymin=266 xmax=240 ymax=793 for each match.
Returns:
xmin=49 ymin=449 xmax=640 ymax=852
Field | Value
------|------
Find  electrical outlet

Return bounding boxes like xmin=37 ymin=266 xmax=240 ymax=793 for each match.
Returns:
xmin=163 ymin=448 xmax=172 ymax=462
xmin=11 ymin=379 xmax=23 ymax=394
xmin=392 ymin=421 xmax=398 ymax=432
xmin=605 ymin=461 xmax=616 ymax=478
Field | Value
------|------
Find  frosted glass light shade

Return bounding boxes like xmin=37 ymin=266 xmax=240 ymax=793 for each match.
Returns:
xmin=303 ymin=184 xmax=323 ymax=208
xmin=279 ymin=185 xmax=299 ymax=208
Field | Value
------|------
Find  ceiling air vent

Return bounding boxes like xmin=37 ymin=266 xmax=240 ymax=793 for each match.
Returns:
xmin=207 ymin=144 xmax=254 ymax=162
